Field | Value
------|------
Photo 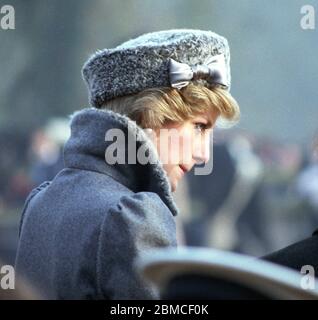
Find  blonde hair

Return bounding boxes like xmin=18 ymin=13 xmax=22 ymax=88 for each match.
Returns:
xmin=101 ymin=83 xmax=240 ymax=129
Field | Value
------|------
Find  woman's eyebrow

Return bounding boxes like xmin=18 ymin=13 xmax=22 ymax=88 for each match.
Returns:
xmin=196 ymin=118 xmax=213 ymax=128
xmin=193 ymin=115 xmax=214 ymax=128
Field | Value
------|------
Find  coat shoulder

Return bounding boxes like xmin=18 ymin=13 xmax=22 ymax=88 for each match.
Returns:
xmin=16 ymin=168 xmax=177 ymax=299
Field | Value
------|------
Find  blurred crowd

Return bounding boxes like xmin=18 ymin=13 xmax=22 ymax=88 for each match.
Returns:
xmin=0 ymin=118 xmax=70 ymax=264
xmin=176 ymin=128 xmax=318 ymax=256
xmin=0 ymin=120 xmax=317 ymax=264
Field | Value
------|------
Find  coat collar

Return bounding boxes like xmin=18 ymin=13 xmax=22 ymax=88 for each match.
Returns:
xmin=63 ymin=108 xmax=178 ymax=216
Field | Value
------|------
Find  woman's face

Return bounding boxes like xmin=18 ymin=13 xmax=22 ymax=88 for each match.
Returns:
xmin=153 ymin=109 xmax=219 ymax=192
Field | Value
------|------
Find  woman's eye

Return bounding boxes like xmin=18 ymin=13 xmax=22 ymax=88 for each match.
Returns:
xmin=194 ymin=123 xmax=207 ymax=133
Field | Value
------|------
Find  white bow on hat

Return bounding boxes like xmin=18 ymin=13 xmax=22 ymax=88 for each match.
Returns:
xmin=169 ymin=54 xmax=229 ymax=90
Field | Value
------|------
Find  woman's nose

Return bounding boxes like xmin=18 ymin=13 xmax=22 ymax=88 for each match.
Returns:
xmin=193 ymin=152 xmax=209 ymax=165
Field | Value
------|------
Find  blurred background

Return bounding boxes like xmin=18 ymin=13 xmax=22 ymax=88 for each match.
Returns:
xmin=0 ymin=0 xmax=317 ymax=265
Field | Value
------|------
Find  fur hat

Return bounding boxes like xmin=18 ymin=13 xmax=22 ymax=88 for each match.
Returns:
xmin=82 ymin=29 xmax=231 ymax=108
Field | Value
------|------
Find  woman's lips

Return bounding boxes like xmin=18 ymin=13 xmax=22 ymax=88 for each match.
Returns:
xmin=179 ymin=165 xmax=188 ymax=174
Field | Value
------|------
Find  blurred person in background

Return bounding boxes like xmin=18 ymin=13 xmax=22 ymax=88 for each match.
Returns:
xmin=262 ymin=132 xmax=318 ymax=269
xmin=183 ymin=132 xmax=268 ymax=256
xmin=0 ymin=132 xmax=31 ymax=209
xmin=296 ymin=130 xmax=318 ymax=212
xmin=29 ymin=118 xmax=70 ymax=187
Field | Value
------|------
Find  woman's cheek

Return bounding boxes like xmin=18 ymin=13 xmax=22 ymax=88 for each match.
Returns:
xmin=180 ymin=133 xmax=195 ymax=165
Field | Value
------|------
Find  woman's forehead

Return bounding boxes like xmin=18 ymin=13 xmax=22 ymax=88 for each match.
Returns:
xmin=159 ymin=109 xmax=220 ymax=130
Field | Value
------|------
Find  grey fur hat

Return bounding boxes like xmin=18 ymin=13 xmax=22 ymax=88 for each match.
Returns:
xmin=82 ymin=29 xmax=231 ymax=108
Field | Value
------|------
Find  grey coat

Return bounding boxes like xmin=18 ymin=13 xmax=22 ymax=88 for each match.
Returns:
xmin=15 ymin=108 xmax=178 ymax=299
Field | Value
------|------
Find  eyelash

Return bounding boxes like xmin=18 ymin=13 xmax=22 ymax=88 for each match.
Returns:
xmin=194 ymin=123 xmax=208 ymax=132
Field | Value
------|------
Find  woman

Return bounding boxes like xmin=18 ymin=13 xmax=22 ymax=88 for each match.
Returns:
xmin=15 ymin=29 xmax=239 ymax=299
